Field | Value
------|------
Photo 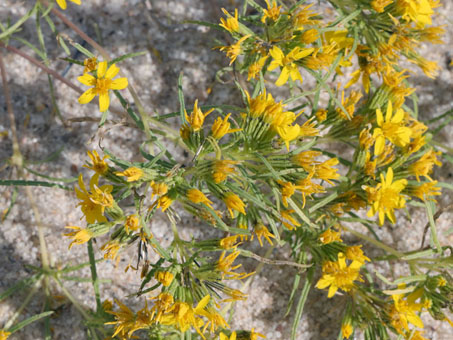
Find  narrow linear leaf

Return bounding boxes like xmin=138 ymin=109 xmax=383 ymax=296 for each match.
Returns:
xmin=7 ymin=311 xmax=54 ymax=334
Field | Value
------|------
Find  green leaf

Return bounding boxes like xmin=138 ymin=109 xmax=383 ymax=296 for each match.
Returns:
xmin=178 ymin=72 xmax=186 ymax=125
xmin=425 ymin=200 xmax=442 ymax=253
xmin=7 ymin=311 xmax=54 ymax=334
xmin=60 ymin=57 xmax=84 ymax=66
xmin=24 ymin=166 xmax=77 ymax=183
xmin=113 ymin=90 xmax=144 ymax=130
xmin=0 ymin=179 xmax=71 ymax=191
xmin=108 ymin=51 xmax=146 ymax=66
xmin=0 ymin=274 xmax=41 ymax=301
xmin=0 ymin=3 xmax=37 ymax=40
xmin=291 ymin=268 xmax=313 ymax=340
xmin=184 ymin=20 xmax=224 ymax=31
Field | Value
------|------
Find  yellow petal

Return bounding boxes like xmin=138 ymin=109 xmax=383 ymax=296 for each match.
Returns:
xmin=376 ymin=108 xmax=384 ymax=126
xmin=407 ymin=313 xmax=424 ymax=329
xmin=110 ymin=78 xmax=128 ymax=90
xmin=385 ymin=101 xmax=393 ymax=122
xmin=99 ymin=92 xmax=110 ymax=112
xmin=289 ymin=67 xmax=303 ymax=83
xmin=391 ymin=108 xmax=405 ymax=123
xmin=105 ymin=64 xmax=120 ymax=79
xmin=77 ymin=73 xmax=96 ymax=86
xmin=97 ymin=61 xmax=107 ymax=78
xmin=386 ymin=167 xmax=394 ymax=185
xmin=56 ymin=0 xmax=67 ymax=9
xmin=78 ymin=88 xmax=96 ymax=104
xmin=294 ymin=47 xmax=314 ymax=60
xmin=374 ymin=135 xmax=385 ymax=156
xmin=70 ymin=0 xmax=81 ymax=4
xmin=275 ymin=67 xmax=290 ymax=86
xmin=269 ymin=46 xmax=284 ymax=64
xmin=327 ymin=284 xmax=338 ymax=298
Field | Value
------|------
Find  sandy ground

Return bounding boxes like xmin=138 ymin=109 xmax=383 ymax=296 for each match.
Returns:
xmin=1 ymin=0 xmax=453 ymax=339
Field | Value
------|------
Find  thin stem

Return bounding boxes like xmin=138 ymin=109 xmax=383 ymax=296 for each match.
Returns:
xmin=4 ymin=278 xmax=42 ymax=329
xmin=0 ymin=51 xmax=50 ymax=272
xmin=342 ymin=225 xmax=404 ymax=258
xmin=87 ymin=240 xmax=102 ymax=313
xmin=53 ymin=277 xmax=91 ymax=320
xmin=0 ymin=42 xmax=83 ymax=94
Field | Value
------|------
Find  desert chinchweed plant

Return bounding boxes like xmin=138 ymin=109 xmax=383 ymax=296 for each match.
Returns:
xmin=1 ymin=1 xmax=453 ymax=340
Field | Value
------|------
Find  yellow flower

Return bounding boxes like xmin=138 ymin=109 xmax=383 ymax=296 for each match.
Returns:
xmin=184 ymin=99 xmax=214 ymax=132
xmin=248 ymin=56 xmax=268 ymax=80
xmin=373 ymin=101 xmax=412 ymax=156
xmin=410 ymin=56 xmax=439 ymax=79
xmin=64 ymin=226 xmax=93 ymax=249
xmin=223 ymin=192 xmax=246 ymax=217
xmin=220 ymin=331 xmax=237 ymax=340
xmin=155 ymin=271 xmax=174 ymax=287
xmin=396 ymin=0 xmax=434 ymax=27
xmin=412 ymin=181 xmax=441 ymax=201
xmin=156 ymin=195 xmax=174 ymax=212
xmin=115 ymin=167 xmax=144 ymax=182
xmin=389 ymin=288 xmax=424 ymax=333
xmin=101 ymin=241 xmax=122 ymax=261
xmin=254 ymin=223 xmax=276 ymax=246
xmin=341 ymin=322 xmax=353 ymax=339
xmin=268 ymin=46 xmax=314 ymax=86
xmin=280 ymin=209 xmax=301 ymax=230
xmin=409 ymin=149 xmax=442 ymax=181
xmin=217 ymin=251 xmax=252 ymax=280
xmin=371 ymin=0 xmax=392 ymax=13
xmin=213 ymin=160 xmax=238 ymax=183
xmin=359 ymin=127 xmax=375 ymax=150
xmin=336 ymin=90 xmax=362 ymax=120
xmin=437 ymin=277 xmax=447 ymax=287
xmin=159 ymin=296 xmax=210 ymax=336
xmin=124 ymin=214 xmax=141 ymax=233
xmin=106 ymin=299 xmax=149 ymax=338
xmin=211 ymin=113 xmax=242 ymax=139
xmin=84 ymin=150 xmax=109 ymax=175
xmin=83 ymin=57 xmax=98 ymax=73
xmin=261 ymin=0 xmax=282 ymax=23
xmin=150 ymin=181 xmax=168 ymax=199
xmin=249 ymin=328 xmax=266 ymax=340
xmin=220 ymin=235 xmax=241 ymax=249
xmin=313 ymin=158 xmax=340 ymax=185
xmin=187 ymin=188 xmax=213 ymax=208
xmin=56 ymin=0 xmax=81 ymax=10
xmin=296 ymin=173 xmax=325 ymax=208
xmin=292 ymin=150 xmax=321 ymax=172
xmin=345 ymin=245 xmax=370 ymax=264
xmin=299 ymin=118 xmax=319 ymax=137
xmin=75 ymin=174 xmax=113 ymax=224
xmin=293 ymin=5 xmax=319 ymax=30
xmin=219 ymin=8 xmax=239 ymax=33
xmin=277 ymin=124 xmax=301 ymax=150
xmin=150 ymin=292 xmax=174 ymax=322
xmin=364 ymin=167 xmax=407 ymax=225
xmin=278 ymin=180 xmax=300 ymax=207
xmin=78 ymin=61 xmax=128 ymax=112
xmin=219 ymin=35 xmax=251 ymax=65
xmin=315 ymin=109 xmax=327 ymax=122
xmin=316 ymin=252 xmax=363 ymax=298
xmin=319 ymin=229 xmax=342 ymax=244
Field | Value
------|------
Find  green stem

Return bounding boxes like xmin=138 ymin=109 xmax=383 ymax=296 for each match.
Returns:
xmin=87 ymin=240 xmax=102 ymax=313
xmin=342 ymin=225 xmax=404 ymax=258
